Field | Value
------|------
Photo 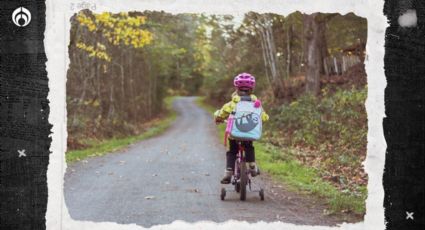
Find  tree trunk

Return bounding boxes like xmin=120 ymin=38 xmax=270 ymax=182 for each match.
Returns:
xmin=303 ymin=13 xmax=327 ymax=95
xmin=256 ymin=14 xmax=284 ymax=98
xmin=286 ymin=24 xmax=293 ymax=78
xmin=258 ymin=28 xmax=272 ymax=87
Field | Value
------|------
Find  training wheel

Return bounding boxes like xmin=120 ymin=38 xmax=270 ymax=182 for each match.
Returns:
xmin=221 ymin=188 xmax=226 ymax=200
xmin=259 ymin=189 xmax=264 ymax=201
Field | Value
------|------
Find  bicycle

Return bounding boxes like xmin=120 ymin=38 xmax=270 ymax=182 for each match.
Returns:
xmin=220 ymin=140 xmax=264 ymax=201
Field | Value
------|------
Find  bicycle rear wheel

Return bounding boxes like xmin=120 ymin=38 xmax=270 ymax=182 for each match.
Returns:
xmin=240 ymin=161 xmax=247 ymax=201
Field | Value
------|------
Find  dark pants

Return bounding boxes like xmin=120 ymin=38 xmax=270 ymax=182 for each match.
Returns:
xmin=226 ymin=139 xmax=255 ymax=170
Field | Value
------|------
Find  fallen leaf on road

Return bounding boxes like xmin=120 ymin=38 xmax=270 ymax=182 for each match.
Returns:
xmin=152 ymin=174 xmax=158 ymax=177
xmin=144 ymin=196 xmax=155 ymax=200
xmin=119 ymin=160 xmax=126 ymax=165
xmin=341 ymin=209 xmax=351 ymax=213
xmin=204 ymin=173 xmax=210 ymax=176
xmin=82 ymin=160 xmax=88 ymax=164
xmin=108 ymin=172 xmax=114 ymax=175
xmin=323 ymin=209 xmax=331 ymax=215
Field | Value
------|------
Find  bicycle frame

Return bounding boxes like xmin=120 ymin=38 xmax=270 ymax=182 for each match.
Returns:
xmin=233 ymin=141 xmax=246 ymax=183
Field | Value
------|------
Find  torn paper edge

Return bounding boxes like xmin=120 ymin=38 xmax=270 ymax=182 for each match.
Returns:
xmin=45 ymin=0 xmax=387 ymax=229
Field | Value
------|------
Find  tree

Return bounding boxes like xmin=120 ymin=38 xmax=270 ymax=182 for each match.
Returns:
xmin=241 ymin=13 xmax=286 ymax=99
xmin=303 ymin=13 xmax=328 ymax=95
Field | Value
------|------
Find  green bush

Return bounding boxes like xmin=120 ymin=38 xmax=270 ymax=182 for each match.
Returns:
xmin=264 ymin=86 xmax=368 ymax=206
xmin=270 ymin=86 xmax=367 ymax=151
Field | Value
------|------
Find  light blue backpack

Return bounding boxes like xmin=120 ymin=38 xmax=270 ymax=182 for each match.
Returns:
xmin=229 ymin=96 xmax=263 ymax=141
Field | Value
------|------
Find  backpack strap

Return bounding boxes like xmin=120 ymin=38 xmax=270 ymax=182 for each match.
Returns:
xmin=239 ymin=95 xmax=252 ymax=101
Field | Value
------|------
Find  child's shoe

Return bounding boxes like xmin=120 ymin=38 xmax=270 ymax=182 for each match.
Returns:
xmin=248 ymin=162 xmax=260 ymax=177
xmin=220 ymin=168 xmax=233 ymax=184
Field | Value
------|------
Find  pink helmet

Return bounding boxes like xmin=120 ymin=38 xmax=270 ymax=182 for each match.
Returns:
xmin=233 ymin=72 xmax=256 ymax=89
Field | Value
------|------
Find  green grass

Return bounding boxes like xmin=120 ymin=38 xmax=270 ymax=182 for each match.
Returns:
xmin=255 ymin=144 xmax=366 ymax=214
xmin=66 ymin=96 xmax=178 ymax=163
xmin=197 ymin=96 xmax=366 ymax=214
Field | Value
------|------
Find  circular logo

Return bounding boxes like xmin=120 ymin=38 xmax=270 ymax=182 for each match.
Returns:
xmin=235 ymin=113 xmax=260 ymax=132
xmin=12 ymin=7 xmax=31 ymax=27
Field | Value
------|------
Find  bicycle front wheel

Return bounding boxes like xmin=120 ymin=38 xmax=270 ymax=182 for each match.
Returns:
xmin=240 ymin=162 xmax=247 ymax=201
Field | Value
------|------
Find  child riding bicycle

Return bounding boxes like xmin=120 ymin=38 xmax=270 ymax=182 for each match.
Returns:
xmin=214 ymin=73 xmax=269 ymax=184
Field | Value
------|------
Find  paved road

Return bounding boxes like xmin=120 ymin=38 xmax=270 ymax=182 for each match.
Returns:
xmin=65 ymin=97 xmax=348 ymax=227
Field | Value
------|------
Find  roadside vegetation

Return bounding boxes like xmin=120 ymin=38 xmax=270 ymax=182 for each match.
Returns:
xmin=260 ymin=85 xmax=367 ymax=215
xmin=66 ymin=97 xmax=177 ymax=163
